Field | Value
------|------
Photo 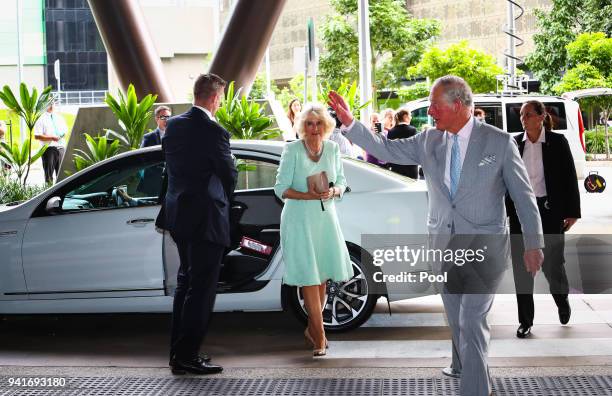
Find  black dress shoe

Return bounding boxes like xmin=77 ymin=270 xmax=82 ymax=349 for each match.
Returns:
xmin=171 ymin=357 xmax=223 ymax=375
xmin=169 ymin=353 xmax=211 ymax=368
xmin=516 ymin=324 xmax=532 ymax=338
xmin=559 ymin=305 xmax=571 ymax=325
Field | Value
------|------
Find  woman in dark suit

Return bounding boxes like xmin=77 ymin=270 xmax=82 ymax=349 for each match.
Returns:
xmin=507 ymin=100 xmax=581 ymax=339
xmin=386 ymin=108 xmax=418 ymax=179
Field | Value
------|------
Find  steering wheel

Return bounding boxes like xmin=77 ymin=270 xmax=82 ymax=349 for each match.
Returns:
xmin=111 ymin=187 xmax=125 ymax=207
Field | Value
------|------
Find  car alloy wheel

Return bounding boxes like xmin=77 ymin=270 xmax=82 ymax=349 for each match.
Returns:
xmin=283 ymin=249 xmax=379 ymax=332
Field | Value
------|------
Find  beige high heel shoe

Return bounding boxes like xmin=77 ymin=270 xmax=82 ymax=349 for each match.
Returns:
xmin=313 ymin=337 xmax=327 ymax=357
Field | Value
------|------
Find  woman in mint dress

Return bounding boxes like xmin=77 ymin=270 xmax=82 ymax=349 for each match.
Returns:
xmin=274 ymin=103 xmax=353 ymax=356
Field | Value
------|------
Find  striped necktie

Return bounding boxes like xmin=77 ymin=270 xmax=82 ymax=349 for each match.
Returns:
xmin=450 ymin=134 xmax=461 ymax=199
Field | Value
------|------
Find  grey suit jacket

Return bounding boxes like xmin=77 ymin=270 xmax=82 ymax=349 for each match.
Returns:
xmin=345 ymin=120 xmax=544 ymax=251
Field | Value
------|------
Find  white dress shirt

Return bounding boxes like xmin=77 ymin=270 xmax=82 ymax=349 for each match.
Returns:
xmin=329 ymin=128 xmax=355 ymax=157
xmin=443 ymin=117 xmax=474 ymax=193
xmin=34 ymin=111 xmax=68 ymax=147
xmin=194 ymin=105 xmax=216 ymax=122
xmin=522 ymin=126 xmax=547 ymax=197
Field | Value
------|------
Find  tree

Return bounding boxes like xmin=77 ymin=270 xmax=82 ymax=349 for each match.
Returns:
xmin=248 ymin=73 xmax=280 ymax=100
xmin=553 ymin=32 xmax=612 ymax=158
xmin=0 ymin=83 xmax=54 ymax=186
xmin=319 ymin=0 xmax=439 ymax=107
xmin=525 ymin=0 xmax=611 ymax=94
xmin=396 ymin=82 xmax=430 ymax=102
xmin=276 ymin=74 xmax=306 ymax=110
xmin=406 ymin=41 xmax=504 ymax=93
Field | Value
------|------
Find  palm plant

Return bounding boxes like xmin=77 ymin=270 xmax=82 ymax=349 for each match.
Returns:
xmin=0 ymin=83 xmax=54 ymax=185
xmin=216 ymin=81 xmax=280 ymax=140
xmin=73 ymin=133 xmax=121 ymax=171
xmin=0 ymin=139 xmax=47 ymax=183
xmin=318 ymin=81 xmax=371 ymax=117
xmin=105 ymin=84 xmax=157 ymax=149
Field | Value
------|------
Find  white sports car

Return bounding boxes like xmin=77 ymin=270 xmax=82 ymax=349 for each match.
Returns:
xmin=0 ymin=141 xmax=432 ymax=332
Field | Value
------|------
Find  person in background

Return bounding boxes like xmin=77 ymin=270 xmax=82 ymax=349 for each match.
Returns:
xmin=0 ymin=120 xmax=9 ymax=171
xmin=141 ymin=106 xmax=172 ymax=147
xmin=507 ymin=99 xmax=580 ymax=339
xmin=381 ymin=108 xmax=395 ymax=133
xmin=34 ymin=101 xmax=68 ymax=184
xmin=365 ymin=113 xmax=386 ymax=167
xmin=287 ymin=98 xmax=302 ymax=139
xmin=386 ymin=108 xmax=418 ymax=179
xmin=274 ymin=103 xmax=353 ymax=357
xmin=474 ymin=108 xmax=486 ymax=123
xmin=328 ymin=107 xmax=355 ymax=157
xmin=0 ymin=120 xmax=6 ymax=142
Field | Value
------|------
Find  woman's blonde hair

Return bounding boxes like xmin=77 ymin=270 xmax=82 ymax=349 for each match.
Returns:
xmin=294 ymin=103 xmax=336 ymax=140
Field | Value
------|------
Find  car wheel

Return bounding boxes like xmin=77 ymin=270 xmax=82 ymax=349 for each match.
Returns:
xmin=282 ymin=247 xmax=380 ymax=333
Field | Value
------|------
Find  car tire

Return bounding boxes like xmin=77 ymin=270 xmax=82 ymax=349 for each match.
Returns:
xmin=282 ymin=246 xmax=380 ymax=333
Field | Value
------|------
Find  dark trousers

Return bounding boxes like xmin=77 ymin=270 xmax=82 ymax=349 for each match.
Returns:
xmin=42 ymin=146 xmax=64 ymax=184
xmin=510 ymin=197 xmax=569 ymax=327
xmin=170 ymin=237 xmax=224 ymax=361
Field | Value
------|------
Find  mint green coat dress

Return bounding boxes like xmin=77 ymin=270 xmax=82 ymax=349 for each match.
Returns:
xmin=274 ymin=140 xmax=354 ymax=286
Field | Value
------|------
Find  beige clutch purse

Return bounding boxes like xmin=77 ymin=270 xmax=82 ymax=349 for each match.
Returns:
xmin=307 ymin=171 xmax=329 ymax=193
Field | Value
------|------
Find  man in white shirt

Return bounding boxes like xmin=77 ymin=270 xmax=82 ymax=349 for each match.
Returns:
xmin=34 ymin=102 xmax=68 ymax=184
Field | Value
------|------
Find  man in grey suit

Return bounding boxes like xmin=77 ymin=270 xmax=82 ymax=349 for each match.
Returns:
xmin=328 ymin=76 xmax=544 ymax=396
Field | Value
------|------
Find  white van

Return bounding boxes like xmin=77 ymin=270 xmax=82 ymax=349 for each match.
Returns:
xmin=405 ymin=94 xmax=587 ymax=178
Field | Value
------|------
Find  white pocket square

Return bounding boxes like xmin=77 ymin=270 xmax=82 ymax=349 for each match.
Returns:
xmin=478 ymin=154 xmax=496 ymax=166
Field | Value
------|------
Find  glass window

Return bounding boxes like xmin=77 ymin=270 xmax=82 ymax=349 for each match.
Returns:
xmin=473 ymin=104 xmax=503 ymax=130
xmin=506 ymin=102 xmax=567 ymax=133
xmin=61 ymin=161 xmax=164 ymax=212
xmin=410 ymin=106 xmax=430 ymax=131
xmin=44 ymin=2 xmax=108 ymax=91
xmin=235 ymin=159 xmax=279 ymax=191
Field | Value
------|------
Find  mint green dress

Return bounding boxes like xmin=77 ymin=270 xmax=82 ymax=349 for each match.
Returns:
xmin=274 ymin=140 xmax=354 ymax=286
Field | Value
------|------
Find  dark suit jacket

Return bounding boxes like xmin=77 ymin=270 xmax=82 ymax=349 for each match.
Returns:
xmin=507 ymin=130 xmax=581 ymax=227
xmin=156 ymin=107 xmax=237 ymax=246
xmin=141 ymin=128 xmax=162 ymax=147
xmin=386 ymin=124 xmax=419 ymax=179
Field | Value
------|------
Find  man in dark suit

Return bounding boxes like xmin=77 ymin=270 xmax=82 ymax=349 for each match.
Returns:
xmin=156 ymin=73 xmax=237 ymax=375
xmin=386 ymin=108 xmax=419 ymax=179
xmin=141 ymin=106 xmax=172 ymax=147
xmin=507 ymin=100 xmax=581 ymax=339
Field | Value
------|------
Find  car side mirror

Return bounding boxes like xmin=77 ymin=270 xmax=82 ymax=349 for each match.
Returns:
xmin=45 ymin=196 xmax=62 ymax=214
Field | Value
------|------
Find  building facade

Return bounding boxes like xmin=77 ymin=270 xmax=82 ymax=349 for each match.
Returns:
xmin=0 ymin=0 xmax=46 ymax=97
xmin=406 ymin=0 xmax=551 ymax=69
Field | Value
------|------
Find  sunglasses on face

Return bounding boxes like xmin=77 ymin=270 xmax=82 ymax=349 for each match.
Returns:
xmin=158 ymin=115 xmax=170 ymax=120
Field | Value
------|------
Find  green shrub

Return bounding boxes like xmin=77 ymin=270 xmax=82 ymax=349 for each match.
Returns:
xmin=585 ymin=127 xmax=612 ymax=154
xmin=0 ymin=174 xmax=48 ymax=205
xmin=216 ymin=81 xmax=280 ymax=140
xmin=105 ymin=84 xmax=157 ymax=149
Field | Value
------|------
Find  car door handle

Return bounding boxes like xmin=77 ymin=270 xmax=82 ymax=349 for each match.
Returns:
xmin=127 ymin=218 xmax=155 ymax=226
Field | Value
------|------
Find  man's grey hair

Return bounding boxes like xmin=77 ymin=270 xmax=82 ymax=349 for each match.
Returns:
xmin=154 ymin=105 xmax=171 ymax=117
xmin=431 ymin=75 xmax=473 ymax=107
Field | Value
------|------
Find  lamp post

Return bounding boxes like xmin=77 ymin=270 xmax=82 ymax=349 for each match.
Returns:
xmin=357 ymin=0 xmax=373 ymax=123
